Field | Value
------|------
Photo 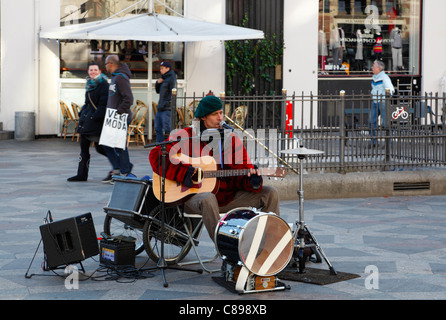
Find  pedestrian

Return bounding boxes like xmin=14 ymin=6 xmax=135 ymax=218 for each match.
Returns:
xmin=155 ymin=61 xmax=177 ymax=142
xmin=149 ymin=95 xmax=280 ymax=239
xmin=370 ymin=60 xmax=395 ymax=145
xmin=67 ymin=62 xmax=110 ymax=182
xmin=101 ymin=54 xmax=135 ymax=182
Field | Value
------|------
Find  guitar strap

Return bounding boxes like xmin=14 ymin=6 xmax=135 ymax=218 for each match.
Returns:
xmin=218 ymin=138 xmax=223 ymax=167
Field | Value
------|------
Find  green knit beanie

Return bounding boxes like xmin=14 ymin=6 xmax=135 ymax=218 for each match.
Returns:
xmin=194 ymin=95 xmax=223 ymax=118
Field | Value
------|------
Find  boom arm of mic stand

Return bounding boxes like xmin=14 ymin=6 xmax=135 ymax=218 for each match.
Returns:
xmin=144 ymin=138 xmax=180 ymax=149
xmin=224 ymin=115 xmax=299 ymax=175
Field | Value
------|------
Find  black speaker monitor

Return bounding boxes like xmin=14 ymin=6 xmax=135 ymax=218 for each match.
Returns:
xmin=39 ymin=212 xmax=99 ymax=270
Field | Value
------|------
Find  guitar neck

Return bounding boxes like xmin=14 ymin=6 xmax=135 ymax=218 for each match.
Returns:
xmin=170 ymin=154 xmax=286 ymax=179
xmin=204 ymin=168 xmax=261 ymax=178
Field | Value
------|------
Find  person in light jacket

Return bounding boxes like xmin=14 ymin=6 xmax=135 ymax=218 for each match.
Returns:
xmin=370 ymin=60 xmax=395 ymax=145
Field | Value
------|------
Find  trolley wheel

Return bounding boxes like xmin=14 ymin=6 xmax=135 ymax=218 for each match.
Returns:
xmin=143 ymin=204 xmax=193 ymax=265
xmin=103 ymin=215 xmax=145 ymax=255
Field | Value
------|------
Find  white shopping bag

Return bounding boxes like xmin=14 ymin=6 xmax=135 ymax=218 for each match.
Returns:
xmin=99 ymin=108 xmax=128 ymax=149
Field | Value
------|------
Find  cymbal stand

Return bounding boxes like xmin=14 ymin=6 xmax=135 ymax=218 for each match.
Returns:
xmin=294 ymin=151 xmax=337 ymax=275
xmin=145 ymin=140 xmax=202 ymax=287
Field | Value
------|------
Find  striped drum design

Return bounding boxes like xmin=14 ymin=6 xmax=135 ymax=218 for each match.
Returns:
xmin=215 ymin=208 xmax=293 ymax=277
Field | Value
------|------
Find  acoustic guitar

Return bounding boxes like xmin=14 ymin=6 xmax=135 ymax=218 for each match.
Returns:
xmin=152 ymin=153 xmax=286 ymax=203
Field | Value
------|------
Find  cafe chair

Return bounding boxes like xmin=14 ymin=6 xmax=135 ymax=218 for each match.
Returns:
xmin=127 ymin=101 xmax=148 ymax=147
xmin=71 ymin=102 xmax=81 ymax=142
xmin=59 ymin=100 xmax=77 ymax=140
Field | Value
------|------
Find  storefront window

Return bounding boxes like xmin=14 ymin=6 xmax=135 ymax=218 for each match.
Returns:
xmin=59 ymin=0 xmax=184 ymax=80
xmin=318 ymin=0 xmax=421 ymax=76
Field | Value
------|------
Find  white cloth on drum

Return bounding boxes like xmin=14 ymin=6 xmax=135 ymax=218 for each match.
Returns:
xmin=257 ymin=231 xmax=293 ymax=275
xmin=236 ymin=214 xmax=268 ymax=291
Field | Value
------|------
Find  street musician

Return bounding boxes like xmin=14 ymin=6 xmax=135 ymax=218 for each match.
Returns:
xmin=149 ymin=95 xmax=280 ymax=240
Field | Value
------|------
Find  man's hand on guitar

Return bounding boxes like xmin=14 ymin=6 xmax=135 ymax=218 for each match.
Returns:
xmin=191 ymin=167 xmax=204 ymax=184
xmin=183 ymin=166 xmax=204 ymax=188
xmin=247 ymin=167 xmax=262 ymax=190
xmin=247 ymin=168 xmax=260 ymax=177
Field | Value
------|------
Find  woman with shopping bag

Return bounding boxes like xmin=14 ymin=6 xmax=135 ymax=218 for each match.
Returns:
xmin=67 ymin=62 xmax=111 ymax=182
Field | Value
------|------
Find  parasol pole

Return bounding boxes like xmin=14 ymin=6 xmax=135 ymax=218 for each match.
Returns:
xmin=147 ymin=0 xmax=154 ymax=141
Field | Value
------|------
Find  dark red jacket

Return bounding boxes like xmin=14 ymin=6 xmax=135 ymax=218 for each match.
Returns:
xmin=149 ymin=126 xmax=262 ymax=206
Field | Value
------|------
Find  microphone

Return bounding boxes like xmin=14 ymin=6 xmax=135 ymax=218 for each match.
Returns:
xmin=219 ymin=121 xmax=234 ymax=131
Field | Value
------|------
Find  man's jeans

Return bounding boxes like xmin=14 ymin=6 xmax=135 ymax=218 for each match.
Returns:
xmin=155 ymin=109 xmax=172 ymax=143
xmin=369 ymin=101 xmax=386 ymax=144
xmin=102 ymin=116 xmax=132 ymax=174
xmin=103 ymin=145 xmax=131 ymax=174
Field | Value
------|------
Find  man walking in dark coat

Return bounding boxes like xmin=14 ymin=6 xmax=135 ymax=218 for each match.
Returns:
xmin=101 ymin=55 xmax=135 ymax=181
xmin=155 ymin=61 xmax=177 ymax=142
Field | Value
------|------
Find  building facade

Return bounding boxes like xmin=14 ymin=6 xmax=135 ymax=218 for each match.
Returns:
xmin=0 ymin=0 xmax=445 ymax=136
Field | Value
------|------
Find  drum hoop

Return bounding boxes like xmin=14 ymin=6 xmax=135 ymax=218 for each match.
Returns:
xmin=213 ymin=207 xmax=254 ymax=248
xmin=226 ymin=207 xmax=254 ymax=216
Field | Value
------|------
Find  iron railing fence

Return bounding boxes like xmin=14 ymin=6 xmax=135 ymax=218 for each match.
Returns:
xmin=172 ymin=91 xmax=446 ymax=173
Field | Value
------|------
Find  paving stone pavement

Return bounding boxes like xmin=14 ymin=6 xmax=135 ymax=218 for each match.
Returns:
xmin=1 ymin=138 xmax=446 ymax=304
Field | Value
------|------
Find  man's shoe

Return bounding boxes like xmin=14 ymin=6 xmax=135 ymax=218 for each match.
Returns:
xmin=67 ymin=175 xmax=87 ymax=182
xmin=102 ymin=170 xmax=119 ymax=183
xmin=101 ymin=171 xmax=113 ymax=183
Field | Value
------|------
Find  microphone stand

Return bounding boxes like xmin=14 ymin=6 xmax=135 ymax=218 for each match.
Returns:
xmin=144 ymin=139 xmax=202 ymax=288
xmin=25 ymin=210 xmax=52 ymax=279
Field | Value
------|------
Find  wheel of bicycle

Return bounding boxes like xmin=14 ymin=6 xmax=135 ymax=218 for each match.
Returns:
xmin=103 ymin=215 xmax=145 ymax=255
xmin=143 ymin=204 xmax=193 ymax=265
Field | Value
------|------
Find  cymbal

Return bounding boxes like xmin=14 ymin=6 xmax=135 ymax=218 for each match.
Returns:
xmin=280 ymin=147 xmax=324 ymax=155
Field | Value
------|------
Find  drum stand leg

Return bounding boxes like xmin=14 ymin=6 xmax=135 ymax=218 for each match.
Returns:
xmin=293 ymin=155 xmax=337 ymax=275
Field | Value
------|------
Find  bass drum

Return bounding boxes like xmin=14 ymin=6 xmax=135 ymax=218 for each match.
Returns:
xmin=214 ymin=207 xmax=293 ymax=277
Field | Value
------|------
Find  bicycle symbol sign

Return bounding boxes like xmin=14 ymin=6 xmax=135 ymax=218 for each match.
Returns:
xmin=392 ymin=106 xmax=409 ymax=120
